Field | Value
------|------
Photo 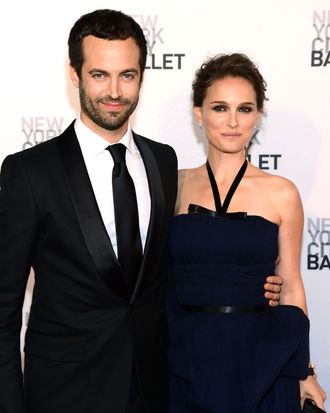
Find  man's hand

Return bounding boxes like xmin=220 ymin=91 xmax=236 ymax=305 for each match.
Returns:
xmin=264 ymin=275 xmax=283 ymax=307
xmin=300 ymin=375 xmax=327 ymax=410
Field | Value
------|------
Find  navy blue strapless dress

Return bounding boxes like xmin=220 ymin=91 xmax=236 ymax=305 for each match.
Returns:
xmin=166 ymin=160 xmax=310 ymax=413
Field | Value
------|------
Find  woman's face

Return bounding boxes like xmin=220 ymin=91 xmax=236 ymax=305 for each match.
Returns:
xmin=194 ymin=76 xmax=261 ymax=154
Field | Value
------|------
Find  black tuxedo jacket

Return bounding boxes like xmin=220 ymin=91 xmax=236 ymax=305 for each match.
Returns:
xmin=0 ymin=122 xmax=177 ymax=413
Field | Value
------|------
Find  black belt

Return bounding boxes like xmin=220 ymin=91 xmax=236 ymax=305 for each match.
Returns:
xmin=180 ymin=303 xmax=272 ymax=314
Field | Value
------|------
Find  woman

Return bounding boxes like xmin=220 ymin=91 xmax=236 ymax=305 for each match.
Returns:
xmin=166 ymin=53 xmax=326 ymax=412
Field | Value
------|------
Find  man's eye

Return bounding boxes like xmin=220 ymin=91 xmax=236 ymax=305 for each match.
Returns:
xmin=92 ymin=73 xmax=105 ymax=79
xmin=122 ymin=73 xmax=135 ymax=80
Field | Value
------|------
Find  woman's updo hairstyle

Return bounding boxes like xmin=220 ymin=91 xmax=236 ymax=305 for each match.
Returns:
xmin=192 ymin=53 xmax=267 ymax=111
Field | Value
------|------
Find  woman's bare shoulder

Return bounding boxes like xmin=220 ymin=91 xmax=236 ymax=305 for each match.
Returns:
xmin=178 ymin=165 xmax=205 ymax=185
xmin=248 ymin=164 xmax=300 ymax=195
xmin=263 ymin=174 xmax=299 ymax=198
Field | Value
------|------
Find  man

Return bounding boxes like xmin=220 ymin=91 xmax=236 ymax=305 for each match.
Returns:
xmin=0 ymin=9 xmax=281 ymax=413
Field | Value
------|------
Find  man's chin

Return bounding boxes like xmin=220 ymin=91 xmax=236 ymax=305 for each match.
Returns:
xmin=97 ymin=119 xmax=127 ymax=132
xmin=87 ymin=111 xmax=123 ymax=130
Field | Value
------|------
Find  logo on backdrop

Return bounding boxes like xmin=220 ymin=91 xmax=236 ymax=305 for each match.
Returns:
xmin=246 ymin=129 xmax=282 ymax=170
xmin=21 ymin=117 xmax=64 ymax=149
xmin=306 ymin=217 xmax=330 ymax=270
xmin=131 ymin=14 xmax=185 ymax=70
xmin=311 ymin=10 xmax=330 ymax=67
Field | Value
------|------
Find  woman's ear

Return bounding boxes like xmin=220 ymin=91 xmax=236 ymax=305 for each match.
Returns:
xmin=255 ymin=110 xmax=263 ymax=128
xmin=193 ymin=106 xmax=203 ymax=128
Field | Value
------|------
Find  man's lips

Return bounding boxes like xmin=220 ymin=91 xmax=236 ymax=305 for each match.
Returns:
xmin=101 ymin=101 xmax=125 ymax=111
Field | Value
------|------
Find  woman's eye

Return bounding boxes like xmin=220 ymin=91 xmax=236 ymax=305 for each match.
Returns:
xmin=212 ymin=105 xmax=226 ymax=112
xmin=239 ymin=106 xmax=253 ymax=113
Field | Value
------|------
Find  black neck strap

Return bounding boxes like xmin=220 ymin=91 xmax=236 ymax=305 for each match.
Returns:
xmin=205 ymin=159 xmax=248 ymax=215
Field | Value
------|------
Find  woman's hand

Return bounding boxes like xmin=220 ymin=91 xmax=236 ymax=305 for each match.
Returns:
xmin=300 ymin=375 xmax=327 ymax=410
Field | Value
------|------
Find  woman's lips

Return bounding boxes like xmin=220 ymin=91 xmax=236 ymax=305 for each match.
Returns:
xmin=222 ymin=132 xmax=241 ymax=137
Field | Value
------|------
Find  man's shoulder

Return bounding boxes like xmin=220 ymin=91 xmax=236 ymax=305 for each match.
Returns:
xmin=1 ymin=122 xmax=76 ymax=172
xmin=8 ymin=122 xmax=75 ymax=161
xmin=132 ymin=131 xmax=176 ymax=158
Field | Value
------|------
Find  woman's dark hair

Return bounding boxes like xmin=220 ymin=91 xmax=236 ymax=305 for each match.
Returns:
xmin=68 ymin=9 xmax=147 ymax=80
xmin=192 ymin=53 xmax=267 ymax=111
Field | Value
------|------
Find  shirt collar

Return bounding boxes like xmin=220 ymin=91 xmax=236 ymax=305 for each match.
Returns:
xmin=74 ymin=116 xmax=138 ymax=159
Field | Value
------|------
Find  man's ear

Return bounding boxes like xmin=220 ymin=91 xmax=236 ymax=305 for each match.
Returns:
xmin=69 ymin=65 xmax=80 ymax=88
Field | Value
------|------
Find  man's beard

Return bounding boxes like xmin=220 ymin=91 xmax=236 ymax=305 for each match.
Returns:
xmin=79 ymin=84 xmax=139 ymax=131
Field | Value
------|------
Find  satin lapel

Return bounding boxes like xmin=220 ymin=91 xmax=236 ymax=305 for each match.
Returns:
xmin=57 ymin=124 xmax=128 ymax=299
xmin=130 ymin=134 xmax=166 ymax=303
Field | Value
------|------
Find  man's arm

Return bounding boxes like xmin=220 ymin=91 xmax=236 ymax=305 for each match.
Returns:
xmin=0 ymin=154 xmax=37 ymax=412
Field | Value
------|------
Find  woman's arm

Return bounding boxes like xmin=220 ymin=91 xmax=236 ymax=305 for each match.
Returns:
xmin=275 ymin=178 xmax=306 ymax=311
xmin=275 ymin=177 xmax=326 ymax=409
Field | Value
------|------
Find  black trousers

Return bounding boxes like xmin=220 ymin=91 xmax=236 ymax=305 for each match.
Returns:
xmin=125 ymin=365 xmax=145 ymax=413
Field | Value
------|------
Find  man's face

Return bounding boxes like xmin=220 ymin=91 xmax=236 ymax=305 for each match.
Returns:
xmin=70 ymin=35 xmax=142 ymax=142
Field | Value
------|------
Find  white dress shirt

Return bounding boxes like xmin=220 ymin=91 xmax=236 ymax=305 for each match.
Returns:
xmin=75 ymin=118 xmax=151 ymax=256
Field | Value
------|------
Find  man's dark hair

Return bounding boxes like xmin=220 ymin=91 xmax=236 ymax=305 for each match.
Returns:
xmin=68 ymin=9 xmax=147 ymax=80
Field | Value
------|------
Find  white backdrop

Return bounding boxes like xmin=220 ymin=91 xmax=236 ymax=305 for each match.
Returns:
xmin=1 ymin=0 xmax=329 ymax=404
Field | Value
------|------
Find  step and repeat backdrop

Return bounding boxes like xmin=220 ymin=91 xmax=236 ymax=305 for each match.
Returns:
xmin=0 ymin=0 xmax=329 ymax=402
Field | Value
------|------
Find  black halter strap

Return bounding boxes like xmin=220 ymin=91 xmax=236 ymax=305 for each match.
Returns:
xmin=205 ymin=159 xmax=248 ymax=216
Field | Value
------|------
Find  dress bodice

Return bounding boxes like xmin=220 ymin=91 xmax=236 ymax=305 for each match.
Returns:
xmin=169 ymin=159 xmax=279 ymax=306
xmin=169 ymin=213 xmax=278 ymax=306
